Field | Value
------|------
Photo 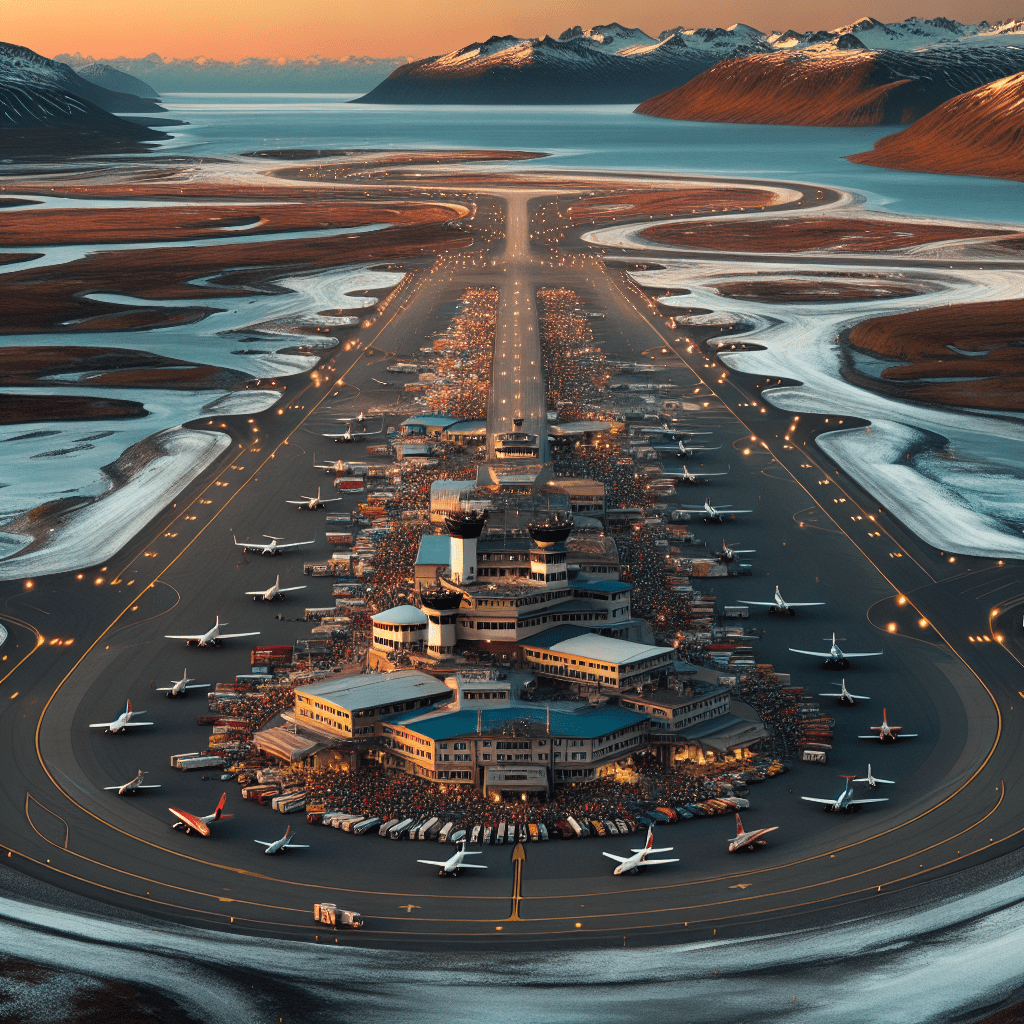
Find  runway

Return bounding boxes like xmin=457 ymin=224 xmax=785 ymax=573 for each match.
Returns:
xmin=0 ymin=166 xmax=1022 ymax=953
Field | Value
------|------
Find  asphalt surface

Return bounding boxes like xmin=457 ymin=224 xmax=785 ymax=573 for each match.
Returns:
xmin=1 ymin=168 xmax=1023 ymax=950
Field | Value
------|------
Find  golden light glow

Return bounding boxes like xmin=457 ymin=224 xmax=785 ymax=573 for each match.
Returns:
xmin=887 ymin=623 xmax=897 ymax=632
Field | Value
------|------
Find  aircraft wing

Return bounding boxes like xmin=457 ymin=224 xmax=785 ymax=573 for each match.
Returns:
xmin=783 ymin=601 xmax=827 ymax=607
xmin=821 ymin=692 xmax=869 ymax=699
xmin=455 ymin=863 xmax=487 ymax=869
xmin=741 ymin=600 xmax=778 ymax=607
xmin=284 ymin=500 xmax=305 ymax=505
xmin=322 ymin=433 xmax=351 ymax=439
xmin=417 ymin=859 xmax=453 ymax=868
xmin=601 ymin=852 xmax=628 ymax=863
xmin=631 ymin=846 xmax=674 ymax=855
xmin=164 ymin=633 xmax=204 ymax=641
xmin=843 ymin=651 xmax=884 ymax=658
xmin=801 ymin=797 xmax=839 ymax=805
xmin=722 ymin=509 xmax=754 ymax=514
xmin=639 ymin=857 xmax=680 ymax=866
xmin=122 ymin=720 xmax=154 ymax=726
xmin=789 ymin=648 xmax=832 ymax=658
xmin=90 ymin=722 xmax=115 ymax=728
xmin=314 ymin=463 xmax=341 ymax=470
xmin=848 ymin=798 xmax=890 ymax=805
xmin=217 ymin=631 xmax=262 ymax=639
xmin=275 ymin=540 xmax=315 ymax=549
xmin=244 ymin=590 xmax=268 ymax=596
xmin=317 ymin=497 xmax=346 ymax=504
xmin=170 ymin=808 xmax=211 ymax=836
xmin=285 ymin=842 xmax=311 ymax=849
xmin=104 ymin=783 xmax=161 ymax=790
xmin=254 ymin=840 xmax=274 ymax=847
xmin=278 ymin=586 xmax=307 ymax=593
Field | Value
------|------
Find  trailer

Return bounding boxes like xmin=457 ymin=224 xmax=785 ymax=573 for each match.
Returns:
xmin=313 ymin=903 xmax=364 ymax=929
xmin=802 ymin=750 xmax=828 ymax=764
xmin=723 ymin=606 xmax=750 ymax=619
xmin=175 ymin=756 xmax=227 ymax=772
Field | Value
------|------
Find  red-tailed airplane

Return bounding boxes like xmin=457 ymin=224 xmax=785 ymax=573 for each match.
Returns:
xmin=728 ymin=812 xmax=779 ymax=852
xmin=169 ymin=792 xmax=233 ymax=836
xmin=602 ymin=826 xmax=679 ymax=875
xmin=859 ymin=708 xmax=918 ymax=742
xmin=717 ymin=538 xmax=755 ymax=563
xmin=89 ymin=699 xmax=153 ymax=734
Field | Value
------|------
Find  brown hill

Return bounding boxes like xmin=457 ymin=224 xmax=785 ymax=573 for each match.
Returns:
xmin=635 ymin=47 xmax=1024 ymax=127
xmin=849 ymin=71 xmax=1024 ymax=180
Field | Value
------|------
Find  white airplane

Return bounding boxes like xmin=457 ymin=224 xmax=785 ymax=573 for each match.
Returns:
xmin=232 ymin=533 xmax=315 ymax=556
xmin=859 ymin=708 xmax=918 ymax=742
xmin=678 ymin=497 xmax=754 ymax=522
xmin=255 ymin=825 xmax=310 ymax=855
xmin=728 ymin=812 xmax=779 ymax=852
xmin=801 ymin=775 xmax=890 ymax=813
xmin=659 ymin=464 xmax=730 ymax=484
xmin=370 ymin=378 xmax=391 ymax=386
xmin=104 ymin=769 xmax=161 ymax=796
xmin=165 ymin=616 xmax=261 ymax=648
xmin=336 ymin=411 xmax=367 ymax=423
xmin=156 ymin=669 xmax=210 ymax=698
xmin=89 ymin=699 xmax=154 ymax=734
xmin=314 ymin=455 xmax=349 ymax=474
xmin=718 ymin=538 xmax=755 ymax=563
xmin=790 ymin=632 xmax=882 ymax=668
xmin=819 ymin=678 xmax=869 ymax=705
xmin=639 ymin=427 xmax=713 ymax=441
xmin=854 ymin=764 xmax=895 ymax=788
xmin=742 ymin=585 xmax=826 ymax=616
xmin=602 ymin=826 xmax=679 ymax=876
xmin=169 ymin=792 xmax=232 ymax=837
xmin=245 ymin=575 xmax=307 ymax=602
xmin=286 ymin=487 xmax=345 ymax=510
xmin=418 ymin=839 xmax=487 ymax=877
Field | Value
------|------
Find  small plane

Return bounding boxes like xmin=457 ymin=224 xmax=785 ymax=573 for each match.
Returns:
xmin=104 ymin=769 xmax=161 ymax=796
xmin=801 ymin=775 xmax=890 ymax=813
xmin=854 ymin=764 xmax=895 ymax=788
xmin=336 ymin=411 xmax=367 ymax=423
xmin=89 ymin=699 xmax=154 ymax=734
xmin=659 ymin=464 xmax=730 ymax=485
xmin=245 ymin=575 xmax=307 ymax=602
xmin=819 ymin=678 xmax=869 ymax=705
xmin=165 ymin=616 xmax=260 ymax=648
xmin=678 ymin=497 xmax=754 ymax=523
xmin=602 ymin=826 xmax=679 ymax=875
xmin=254 ymin=825 xmax=310 ymax=855
xmin=717 ymin=538 xmax=755 ymax=563
xmin=156 ymin=669 xmax=210 ymax=698
xmin=169 ymin=793 xmax=233 ymax=836
xmin=639 ymin=427 xmax=714 ymax=441
xmin=418 ymin=839 xmax=487 ymax=877
xmin=789 ymin=632 xmax=883 ymax=669
xmin=859 ymin=708 xmax=918 ymax=742
xmin=286 ymin=487 xmax=345 ymax=511
xmin=323 ymin=421 xmax=385 ymax=443
xmin=728 ymin=812 xmax=779 ymax=852
xmin=314 ymin=455 xmax=349 ymax=474
xmin=742 ymin=585 xmax=826 ymax=616
xmin=232 ymin=533 xmax=315 ymax=556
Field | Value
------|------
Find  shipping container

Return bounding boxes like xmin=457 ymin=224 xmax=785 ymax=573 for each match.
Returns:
xmin=252 ymin=645 xmax=293 ymax=667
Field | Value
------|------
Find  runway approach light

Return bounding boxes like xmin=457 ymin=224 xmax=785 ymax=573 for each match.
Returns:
xmin=24 ymin=580 xmax=33 ymax=590
xmin=897 ymin=596 xmax=907 ymax=605
xmin=887 ymin=623 xmax=898 ymax=633
xmin=919 ymin=618 xmax=928 ymax=628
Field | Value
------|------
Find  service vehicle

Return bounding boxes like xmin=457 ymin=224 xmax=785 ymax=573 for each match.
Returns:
xmin=313 ymin=903 xmax=363 ymax=929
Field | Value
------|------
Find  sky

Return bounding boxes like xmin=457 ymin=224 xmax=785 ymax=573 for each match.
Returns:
xmin=7 ymin=0 xmax=1018 ymax=60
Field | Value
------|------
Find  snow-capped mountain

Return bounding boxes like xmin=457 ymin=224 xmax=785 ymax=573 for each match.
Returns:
xmin=55 ymin=51 xmax=410 ymax=94
xmin=0 ymin=42 xmax=164 ymax=112
xmin=357 ymin=15 xmax=1024 ymax=105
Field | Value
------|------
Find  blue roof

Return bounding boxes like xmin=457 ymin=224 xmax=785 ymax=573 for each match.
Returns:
xmin=415 ymin=534 xmax=452 ymax=566
xmin=570 ymin=580 xmax=633 ymax=594
xmin=383 ymin=703 xmax=648 ymax=741
xmin=402 ymin=415 xmax=461 ymax=429
xmin=517 ymin=625 xmax=592 ymax=649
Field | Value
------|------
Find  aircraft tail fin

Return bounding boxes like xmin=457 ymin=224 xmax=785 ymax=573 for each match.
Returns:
xmin=645 ymin=826 xmax=654 ymax=850
xmin=735 ymin=812 xmax=744 ymax=836
xmin=126 ymin=698 xmax=132 ymax=715
xmin=214 ymin=792 xmax=227 ymax=820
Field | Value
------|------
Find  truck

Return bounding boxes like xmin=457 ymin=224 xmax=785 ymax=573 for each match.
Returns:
xmin=802 ymin=749 xmax=828 ymax=764
xmin=723 ymin=606 xmax=749 ymax=619
xmin=326 ymin=532 xmax=354 ymax=547
xmin=175 ymin=755 xmax=227 ymax=772
xmin=313 ymin=903 xmax=364 ymax=929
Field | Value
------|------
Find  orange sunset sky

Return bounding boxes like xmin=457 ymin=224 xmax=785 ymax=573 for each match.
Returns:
xmin=7 ymin=0 xmax=1013 ymax=61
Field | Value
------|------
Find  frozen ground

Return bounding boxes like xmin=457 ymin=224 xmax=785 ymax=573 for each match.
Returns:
xmin=0 ymin=858 xmax=1023 ymax=1024
xmin=629 ymin=259 xmax=1024 ymax=559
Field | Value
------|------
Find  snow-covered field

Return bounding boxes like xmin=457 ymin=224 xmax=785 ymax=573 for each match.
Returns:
xmin=628 ymin=257 xmax=1024 ymax=559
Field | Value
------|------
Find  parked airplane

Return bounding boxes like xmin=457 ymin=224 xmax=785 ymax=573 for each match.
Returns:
xmin=728 ymin=812 xmax=779 ymax=852
xmin=717 ymin=539 xmax=755 ymax=563
xmin=336 ymin=411 xmax=366 ymax=423
xmin=638 ymin=427 xmax=713 ymax=441
xmin=314 ymin=455 xmax=349 ymax=474
xmin=245 ymin=575 xmax=307 ymax=602
xmin=418 ymin=839 xmax=487 ymax=877
xmin=789 ymin=632 xmax=882 ymax=668
xmin=104 ymin=769 xmax=161 ymax=796
xmin=602 ymin=826 xmax=679 ymax=875
xmin=165 ymin=616 xmax=260 ymax=647
xmin=287 ymin=487 xmax=345 ymax=511
xmin=89 ymin=699 xmax=153 ymax=734
xmin=854 ymin=764 xmax=895 ymax=788
xmin=742 ymin=585 xmax=826 ymax=616
xmin=801 ymin=775 xmax=890 ymax=813
xmin=654 ymin=441 xmax=721 ymax=459
xmin=324 ymin=422 xmax=386 ymax=443
xmin=859 ymin=708 xmax=918 ymax=742
xmin=370 ymin=378 xmax=391 ymax=386
xmin=678 ymin=497 xmax=754 ymax=523
xmin=255 ymin=825 xmax=310 ymax=855
xmin=156 ymin=669 xmax=210 ymax=698
xmin=660 ymin=465 xmax=730 ymax=485
xmin=232 ymin=533 xmax=314 ymax=556
xmin=819 ymin=678 xmax=869 ymax=705
xmin=169 ymin=793 xmax=233 ymax=836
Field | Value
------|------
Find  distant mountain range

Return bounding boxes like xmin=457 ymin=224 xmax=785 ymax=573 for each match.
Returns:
xmin=355 ymin=16 xmax=1024 ymax=105
xmin=56 ymin=52 xmax=410 ymax=94
xmin=849 ymin=70 xmax=1024 ymax=178
xmin=1 ymin=42 xmax=168 ymax=156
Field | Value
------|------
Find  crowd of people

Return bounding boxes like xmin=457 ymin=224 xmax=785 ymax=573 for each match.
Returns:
xmin=738 ymin=667 xmax=813 ymax=762
xmin=538 ymin=287 xmax=610 ymax=420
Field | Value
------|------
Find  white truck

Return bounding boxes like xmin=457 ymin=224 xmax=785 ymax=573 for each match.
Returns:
xmin=313 ymin=903 xmax=364 ymax=929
